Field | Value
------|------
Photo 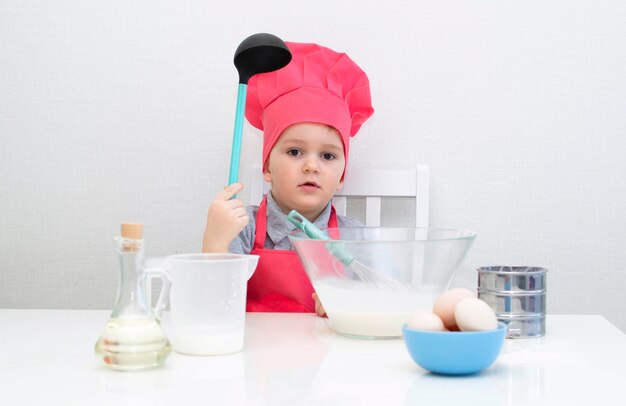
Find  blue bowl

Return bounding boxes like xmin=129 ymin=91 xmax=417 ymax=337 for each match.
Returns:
xmin=402 ymin=322 xmax=507 ymax=375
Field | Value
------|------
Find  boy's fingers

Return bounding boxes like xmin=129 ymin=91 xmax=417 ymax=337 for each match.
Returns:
xmin=217 ymin=183 xmax=244 ymax=200
xmin=227 ymin=199 xmax=244 ymax=209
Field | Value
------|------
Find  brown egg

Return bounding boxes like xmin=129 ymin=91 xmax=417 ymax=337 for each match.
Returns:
xmin=407 ymin=312 xmax=446 ymax=331
xmin=433 ymin=288 xmax=475 ymax=330
xmin=455 ymin=298 xmax=498 ymax=331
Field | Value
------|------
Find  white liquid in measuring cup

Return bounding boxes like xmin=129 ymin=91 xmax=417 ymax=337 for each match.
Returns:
xmin=95 ymin=315 xmax=171 ymax=371
xmin=314 ymin=278 xmax=437 ymax=338
xmin=172 ymin=329 xmax=244 ymax=355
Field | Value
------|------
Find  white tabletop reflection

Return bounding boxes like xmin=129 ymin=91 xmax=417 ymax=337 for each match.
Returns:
xmin=0 ymin=310 xmax=624 ymax=405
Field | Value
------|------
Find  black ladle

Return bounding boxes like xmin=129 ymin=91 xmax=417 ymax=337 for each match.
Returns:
xmin=228 ymin=34 xmax=292 ymax=186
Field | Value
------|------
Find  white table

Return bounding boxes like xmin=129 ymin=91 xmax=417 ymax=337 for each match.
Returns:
xmin=0 ymin=310 xmax=624 ymax=405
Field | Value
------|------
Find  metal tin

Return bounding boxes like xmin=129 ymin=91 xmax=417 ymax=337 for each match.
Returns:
xmin=494 ymin=315 xmax=546 ymax=339
xmin=477 ymin=266 xmax=547 ymax=339
xmin=478 ymin=266 xmax=547 ymax=292
xmin=477 ymin=291 xmax=545 ymax=316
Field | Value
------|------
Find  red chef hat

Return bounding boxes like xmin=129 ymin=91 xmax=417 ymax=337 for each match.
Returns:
xmin=245 ymin=42 xmax=374 ymax=178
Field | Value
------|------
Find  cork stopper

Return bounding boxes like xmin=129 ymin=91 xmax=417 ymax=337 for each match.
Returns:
xmin=121 ymin=223 xmax=144 ymax=240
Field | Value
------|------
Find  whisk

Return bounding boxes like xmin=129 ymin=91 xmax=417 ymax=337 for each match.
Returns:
xmin=287 ymin=210 xmax=407 ymax=290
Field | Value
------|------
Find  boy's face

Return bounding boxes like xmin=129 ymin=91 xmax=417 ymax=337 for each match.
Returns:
xmin=264 ymin=123 xmax=345 ymax=219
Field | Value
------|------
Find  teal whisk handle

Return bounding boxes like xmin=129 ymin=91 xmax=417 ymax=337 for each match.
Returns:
xmin=287 ymin=210 xmax=354 ymax=265
xmin=288 ymin=210 xmax=330 ymax=240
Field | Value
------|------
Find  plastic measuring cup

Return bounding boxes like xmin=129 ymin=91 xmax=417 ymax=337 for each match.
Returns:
xmin=148 ymin=253 xmax=259 ymax=355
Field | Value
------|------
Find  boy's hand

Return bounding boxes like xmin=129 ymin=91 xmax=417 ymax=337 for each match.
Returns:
xmin=312 ymin=293 xmax=326 ymax=317
xmin=202 ymin=183 xmax=249 ymax=252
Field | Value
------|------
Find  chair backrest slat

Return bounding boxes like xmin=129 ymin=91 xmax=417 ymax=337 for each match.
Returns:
xmin=365 ymin=196 xmax=382 ymax=227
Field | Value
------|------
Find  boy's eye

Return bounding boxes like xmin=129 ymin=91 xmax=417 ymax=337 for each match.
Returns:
xmin=287 ymin=149 xmax=302 ymax=156
xmin=321 ymin=152 xmax=336 ymax=160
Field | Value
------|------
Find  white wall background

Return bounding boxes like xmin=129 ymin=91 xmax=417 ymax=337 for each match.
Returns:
xmin=1 ymin=0 xmax=625 ymax=331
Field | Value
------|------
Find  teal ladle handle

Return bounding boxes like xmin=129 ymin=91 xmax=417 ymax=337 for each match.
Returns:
xmin=228 ymin=83 xmax=248 ymax=187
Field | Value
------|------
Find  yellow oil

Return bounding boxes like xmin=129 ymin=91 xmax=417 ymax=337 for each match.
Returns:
xmin=95 ymin=316 xmax=171 ymax=371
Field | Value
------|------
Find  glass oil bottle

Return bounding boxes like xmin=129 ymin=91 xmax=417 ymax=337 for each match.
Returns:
xmin=95 ymin=223 xmax=171 ymax=371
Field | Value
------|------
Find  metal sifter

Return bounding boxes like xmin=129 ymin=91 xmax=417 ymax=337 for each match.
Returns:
xmin=477 ymin=266 xmax=548 ymax=338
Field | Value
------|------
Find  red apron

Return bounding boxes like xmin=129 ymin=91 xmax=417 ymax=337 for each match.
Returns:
xmin=246 ymin=196 xmax=338 ymax=313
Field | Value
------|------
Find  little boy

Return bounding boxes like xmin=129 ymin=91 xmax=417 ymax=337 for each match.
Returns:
xmin=202 ymin=42 xmax=374 ymax=314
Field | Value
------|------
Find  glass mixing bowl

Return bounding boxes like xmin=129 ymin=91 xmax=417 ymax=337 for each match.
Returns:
xmin=289 ymin=227 xmax=476 ymax=339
